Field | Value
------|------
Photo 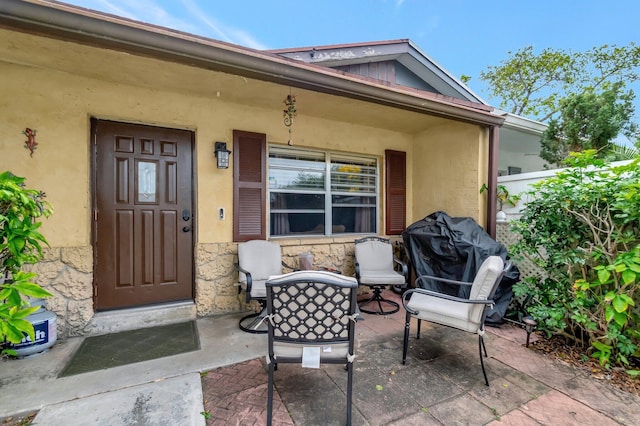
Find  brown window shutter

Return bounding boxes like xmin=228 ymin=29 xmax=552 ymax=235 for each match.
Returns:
xmin=385 ymin=150 xmax=406 ymax=235
xmin=233 ymin=130 xmax=266 ymax=242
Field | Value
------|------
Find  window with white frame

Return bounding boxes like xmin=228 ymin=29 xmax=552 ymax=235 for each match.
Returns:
xmin=268 ymin=147 xmax=378 ymax=236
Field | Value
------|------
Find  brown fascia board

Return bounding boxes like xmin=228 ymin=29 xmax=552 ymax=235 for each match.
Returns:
xmin=0 ymin=0 xmax=504 ymax=127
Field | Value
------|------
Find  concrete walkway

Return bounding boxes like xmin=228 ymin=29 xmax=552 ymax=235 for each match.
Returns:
xmin=1 ymin=290 xmax=639 ymax=425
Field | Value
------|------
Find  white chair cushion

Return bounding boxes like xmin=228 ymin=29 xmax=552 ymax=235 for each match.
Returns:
xmin=238 ymin=240 xmax=282 ymax=284
xmin=355 ymin=239 xmax=405 ymax=287
xmin=358 ymin=270 xmax=406 ymax=285
xmin=272 ymin=342 xmax=351 ymax=362
xmin=240 ymin=279 xmax=267 ymax=298
xmin=355 ymin=240 xmax=395 ymax=275
xmin=469 ymin=256 xmax=504 ymax=300
xmin=406 ymin=292 xmax=482 ymax=333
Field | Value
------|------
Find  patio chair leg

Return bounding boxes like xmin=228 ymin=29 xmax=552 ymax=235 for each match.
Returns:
xmin=481 ymin=334 xmax=488 ymax=357
xmin=478 ymin=335 xmax=489 ymax=386
xmin=267 ymin=361 xmax=275 ymax=425
xmin=416 ymin=318 xmax=422 ymax=340
xmin=402 ymin=311 xmax=411 ymax=364
xmin=358 ymin=286 xmax=400 ymax=315
xmin=346 ymin=361 xmax=353 ymax=426
xmin=239 ymin=304 xmax=267 ymax=334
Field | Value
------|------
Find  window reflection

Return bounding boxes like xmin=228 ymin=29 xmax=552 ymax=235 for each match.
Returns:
xmin=268 ymin=148 xmax=377 ymax=236
xmin=138 ymin=162 xmax=156 ymax=202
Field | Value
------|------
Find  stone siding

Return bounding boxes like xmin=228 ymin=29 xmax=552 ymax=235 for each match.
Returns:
xmin=25 ymin=246 xmax=94 ymax=338
xmin=25 ymin=237 xmax=401 ymax=338
xmin=195 ymin=237 xmax=368 ymax=316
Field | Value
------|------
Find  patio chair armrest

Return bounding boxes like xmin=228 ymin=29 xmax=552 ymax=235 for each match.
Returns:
xmin=393 ymin=257 xmax=409 ymax=282
xmin=415 ymin=275 xmax=472 ymax=288
xmin=234 ymin=263 xmax=253 ymax=299
xmin=402 ymin=288 xmax=494 ymax=315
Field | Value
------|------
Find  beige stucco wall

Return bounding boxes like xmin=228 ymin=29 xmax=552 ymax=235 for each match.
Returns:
xmin=1 ymin=29 xmax=488 ymax=337
xmin=0 ymin=61 xmax=415 ymax=247
xmin=412 ymin=122 xmax=488 ymax=223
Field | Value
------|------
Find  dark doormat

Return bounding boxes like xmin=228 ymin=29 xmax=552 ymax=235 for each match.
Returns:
xmin=59 ymin=321 xmax=200 ymax=377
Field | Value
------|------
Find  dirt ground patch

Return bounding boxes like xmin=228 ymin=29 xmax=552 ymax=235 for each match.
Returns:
xmin=529 ymin=333 xmax=640 ymax=397
xmin=0 ymin=412 xmax=36 ymax=426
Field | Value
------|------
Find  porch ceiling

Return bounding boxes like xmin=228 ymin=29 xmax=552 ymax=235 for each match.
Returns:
xmin=0 ymin=28 xmax=445 ymax=134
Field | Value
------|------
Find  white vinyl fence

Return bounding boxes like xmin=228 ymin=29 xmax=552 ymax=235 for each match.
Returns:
xmin=495 ymin=160 xmax=632 ymax=280
xmin=497 ymin=160 xmax=632 ymax=221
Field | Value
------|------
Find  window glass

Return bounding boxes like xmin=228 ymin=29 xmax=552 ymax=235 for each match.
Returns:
xmin=137 ymin=161 xmax=157 ymax=203
xmin=330 ymin=156 xmax=377 ymax=194
xmin=268 ymin=147 xmax=377 ymax=236
xmin=269 ymin=148 xmax=325 ymax=191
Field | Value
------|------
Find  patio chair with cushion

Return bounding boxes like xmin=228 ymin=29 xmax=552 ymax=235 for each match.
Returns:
xmin=354 ymin=236 xmax=409 ymax=315
xmin=236 ymin=240 xmax=293 ymax=334
xmin=401 ymin=255 xmax=507 ymax=386
xmin=265 ymin=270 xmax=359 ymax=426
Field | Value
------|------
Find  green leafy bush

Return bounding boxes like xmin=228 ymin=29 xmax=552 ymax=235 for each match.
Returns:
xmin=511 ymin=150 xmax=640 ymax=374
xmin=0 ymin=171 xmax=53 ymax=356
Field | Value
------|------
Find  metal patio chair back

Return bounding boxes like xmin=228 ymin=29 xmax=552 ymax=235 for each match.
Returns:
xmin=354 ymin=236 xmax=408 ymax=314
xmin=265 ymin=270 xmax=359 ymax=425
xmin=236 ymin=240 xmax=284 ymax=333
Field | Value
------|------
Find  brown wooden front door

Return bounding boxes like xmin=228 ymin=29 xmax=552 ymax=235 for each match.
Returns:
xmin=92 ymin=119 xmax=194 ymax=310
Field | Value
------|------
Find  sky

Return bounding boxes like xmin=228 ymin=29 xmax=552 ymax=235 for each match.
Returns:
xmin=60 ymin=0 xmax=640 ymax=123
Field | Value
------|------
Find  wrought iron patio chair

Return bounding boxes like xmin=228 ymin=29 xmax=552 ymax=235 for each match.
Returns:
xmin=354 ymin=236 xmax=408 ymax=314
xmin=236 ymin=240 xmax=293 ymax=334
xmin=401 ymin=256 xmax=507 ymax=386
xmin=265 ymin=270 xmax=359 ymax=426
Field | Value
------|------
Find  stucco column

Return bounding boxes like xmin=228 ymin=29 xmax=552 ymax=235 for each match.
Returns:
xmin=487 ymin=126 xmax=499 ymax=238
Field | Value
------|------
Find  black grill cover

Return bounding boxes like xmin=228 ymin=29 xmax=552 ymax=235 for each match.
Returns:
xmin=402 ymin=211 xmax=519 ymax=324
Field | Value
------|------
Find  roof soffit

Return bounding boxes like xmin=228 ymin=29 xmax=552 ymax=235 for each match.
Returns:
xmin=0 ymin=28 xmax=446 ymax=134
xmin=0 ymin=0 xmax=504 ymax=127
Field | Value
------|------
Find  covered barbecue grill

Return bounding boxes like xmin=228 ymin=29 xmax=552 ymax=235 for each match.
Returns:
xmin=402 ymin=211 xmax=519 ymax=324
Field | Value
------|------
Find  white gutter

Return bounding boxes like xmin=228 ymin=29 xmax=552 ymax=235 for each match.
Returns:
xmin=500 ymin=112 xmax=547 ymax=135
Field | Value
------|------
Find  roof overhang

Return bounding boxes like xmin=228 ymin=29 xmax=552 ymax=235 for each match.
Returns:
xmin=501 ymin=112 xmax=547 ymax=135
xmin=0 ymin=0 xmax=505 ymax=128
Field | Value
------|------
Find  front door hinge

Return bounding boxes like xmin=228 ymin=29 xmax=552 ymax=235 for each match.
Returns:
xmin=94 ymin=210 xmax=98 ymax=221
xmin=94 ymin=286 xmax=98 ymax=297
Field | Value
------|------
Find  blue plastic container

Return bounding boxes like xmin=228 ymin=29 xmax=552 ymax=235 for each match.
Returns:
xmin=11 ymin=299 xmax=57 ymax=357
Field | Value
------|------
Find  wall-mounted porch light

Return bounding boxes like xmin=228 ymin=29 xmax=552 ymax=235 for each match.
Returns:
xmin=214 ymin=141 xmax=231 ymax=169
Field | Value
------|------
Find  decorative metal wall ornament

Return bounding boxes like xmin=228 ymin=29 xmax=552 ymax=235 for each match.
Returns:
xmin=23 ymin=128 xmax=38 ymax=157
xmin=283 ymin=91 xmax=297 ymax=146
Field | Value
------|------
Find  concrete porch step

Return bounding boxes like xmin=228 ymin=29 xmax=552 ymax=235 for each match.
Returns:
xmin=85 ymin=301 xmax=197 ymax=336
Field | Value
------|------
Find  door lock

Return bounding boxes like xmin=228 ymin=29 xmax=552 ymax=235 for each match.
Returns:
xmin=182 ymin=209 xmax=191 ymax=221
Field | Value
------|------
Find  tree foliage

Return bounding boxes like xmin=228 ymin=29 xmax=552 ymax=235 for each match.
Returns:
xmin=510 ymin=151 xmax=640 ymax=372
xmin=539 ymin=83 xmax=638 ymax=166
xmin=479 ymin=43 xmax=640 ymax=122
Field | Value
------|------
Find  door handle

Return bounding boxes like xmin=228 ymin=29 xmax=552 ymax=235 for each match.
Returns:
xmin=182 ymin=209 xmax=191 ymax=221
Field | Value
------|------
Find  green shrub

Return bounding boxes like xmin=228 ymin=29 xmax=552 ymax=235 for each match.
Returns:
xmin=511 ymin=150 xmax=640 ymax=374
xmin=0 ymin=171 xmax=53 ymax=356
